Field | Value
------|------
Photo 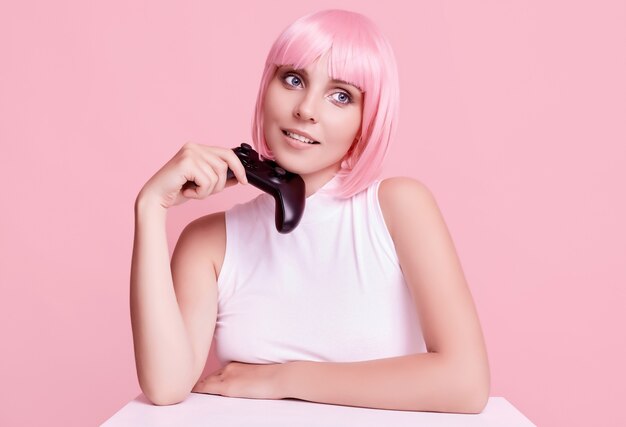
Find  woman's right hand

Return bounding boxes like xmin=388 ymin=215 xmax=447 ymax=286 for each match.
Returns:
xmin=138 ymin=142 xmax=249 ymax=210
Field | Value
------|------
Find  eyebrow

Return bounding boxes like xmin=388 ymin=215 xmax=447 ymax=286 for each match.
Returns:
xmin=282 ymin=67 xmax=363 ymax=92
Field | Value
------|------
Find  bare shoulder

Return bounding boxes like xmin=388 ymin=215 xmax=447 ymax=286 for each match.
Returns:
xmin=378 ymin=177 xmax=490 ymax=404
xmin=184 ymin=210 xmax=226 ymax=235
xmin=175 ymin=211 xmax=227 ymax=278
xmin=377 ymin=176 xmax=436 ymax=239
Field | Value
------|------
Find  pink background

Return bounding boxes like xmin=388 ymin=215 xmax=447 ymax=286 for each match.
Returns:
xmin=1 ymin=1 xmax=624 ymax=426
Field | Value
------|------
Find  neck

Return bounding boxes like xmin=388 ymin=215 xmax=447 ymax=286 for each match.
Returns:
xmin=300 ymin=164 xmax=341 ymax=198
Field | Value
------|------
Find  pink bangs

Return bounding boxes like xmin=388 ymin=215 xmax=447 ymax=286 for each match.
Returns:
xmin=251 ymin=9 xmax=399 ymax=199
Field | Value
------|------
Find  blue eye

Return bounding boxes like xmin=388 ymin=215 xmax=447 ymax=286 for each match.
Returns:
xmin=284 ymin=74 xmax=302 ymax=87
xmin=332 ymin=91 xmax=352 ymax=105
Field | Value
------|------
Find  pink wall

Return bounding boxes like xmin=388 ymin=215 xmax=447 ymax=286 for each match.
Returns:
xmin=1 ymin=1 xmax=624 ymax=426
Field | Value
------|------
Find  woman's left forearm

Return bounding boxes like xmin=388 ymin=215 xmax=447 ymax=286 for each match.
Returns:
xmin=280 ymin=352 xmax=489 ymax=414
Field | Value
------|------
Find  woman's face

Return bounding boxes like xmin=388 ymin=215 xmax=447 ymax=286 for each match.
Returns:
xmin=262 ymin=53 xmax=363 ymax=181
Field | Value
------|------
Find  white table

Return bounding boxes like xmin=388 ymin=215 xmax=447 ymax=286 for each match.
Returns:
xmin=102 ymin=394 xmax=535 ymax=426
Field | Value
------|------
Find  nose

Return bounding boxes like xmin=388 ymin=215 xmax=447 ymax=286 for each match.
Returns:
xmin=293 ymin=92 xmax=318 ymax=123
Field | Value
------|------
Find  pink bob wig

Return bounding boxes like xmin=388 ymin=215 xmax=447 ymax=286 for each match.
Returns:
xmin=251 ymin=9 xmax=400 ymax=199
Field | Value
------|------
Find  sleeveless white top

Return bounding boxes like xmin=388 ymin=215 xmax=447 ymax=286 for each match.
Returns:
xmin=214 ymin=175 xmax=426 ymax=365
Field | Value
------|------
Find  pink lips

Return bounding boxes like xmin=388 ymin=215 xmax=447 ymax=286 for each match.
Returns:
xmin=281 ymin=129 xmax=318 ymax=150
xmin=282 ymin=130 xmax=317 ymax=150
xmin=282 ymin=128 xmax=319 ymax=144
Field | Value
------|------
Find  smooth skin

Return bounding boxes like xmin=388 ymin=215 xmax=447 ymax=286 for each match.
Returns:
xmin=131 ymin=53 xmax=490 ymax=412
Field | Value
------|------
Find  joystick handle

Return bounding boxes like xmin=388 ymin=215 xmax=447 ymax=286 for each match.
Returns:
xmin=226 ymin=143 xmax=306 ymax=233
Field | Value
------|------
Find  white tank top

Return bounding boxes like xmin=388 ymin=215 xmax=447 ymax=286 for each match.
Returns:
xmin=214 ymin=174 xmax=427 ymax=365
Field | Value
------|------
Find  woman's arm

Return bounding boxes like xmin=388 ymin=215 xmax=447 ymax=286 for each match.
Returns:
xmin=282 ymin=352 xmax=485 ymax=413
xmin=281 ymin=177 xmax=490 ymax=413
xmin=130 ymin=195 xmax=194 ymax=405
xmin=130 ymin=194 xmax=219 ymax=405
xmin=130 ymin=143 xmax=246 ymax=405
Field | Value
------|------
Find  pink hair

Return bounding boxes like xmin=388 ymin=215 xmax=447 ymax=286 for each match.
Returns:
xmin=250 ymin=9 xmax=400 ymax=199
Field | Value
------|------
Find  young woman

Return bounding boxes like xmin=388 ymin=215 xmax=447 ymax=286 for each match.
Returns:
xmin=130 ymin=9 xmax=490 ymax=413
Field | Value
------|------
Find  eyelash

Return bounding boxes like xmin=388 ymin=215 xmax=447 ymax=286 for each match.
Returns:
xmin=282 ymin=73 xmax=353 ymax=105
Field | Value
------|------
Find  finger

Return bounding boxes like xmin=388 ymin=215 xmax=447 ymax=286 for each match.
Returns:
xmin=201 ymin=156 xmax=230 ymax=193
xmin=197 ymin=166 xmax=219 ymax=198
xmin=193 ymin=376 xmax=223 ymax=395
xmin=180 ymin=171 xmax=207 ymax=200
xmin=223 ymin=149 xmax=249 ymax=185
xmin=181 ymin=161 xmax=216 ymax=200
xmin=201 ymin=146 xmax=248 ymax=185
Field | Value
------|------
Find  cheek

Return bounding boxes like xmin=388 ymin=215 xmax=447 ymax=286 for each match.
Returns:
xmin=325 ymin=110 xmax=361 ymax=147
xmin=263 ymin=82 xmax=290 ymax=118
xmin=262 ymin=92 xmax=281 ymax=135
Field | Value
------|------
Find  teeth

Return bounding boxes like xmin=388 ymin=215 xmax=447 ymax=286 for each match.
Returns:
xmin=284 ymin=130 xmax=316 ymax=144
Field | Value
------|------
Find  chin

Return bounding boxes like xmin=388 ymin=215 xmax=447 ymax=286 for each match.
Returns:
xmin=265 ymin=142 xmax=304 ymax=170
xmin=273 ymin=154 xmax=313 ymax=174
xmin=279 ymin=155 xmax=341 ymax=178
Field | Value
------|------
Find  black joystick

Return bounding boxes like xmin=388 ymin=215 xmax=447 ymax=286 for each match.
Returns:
xmin=225 ymin=143 xmax=305 ymax=233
